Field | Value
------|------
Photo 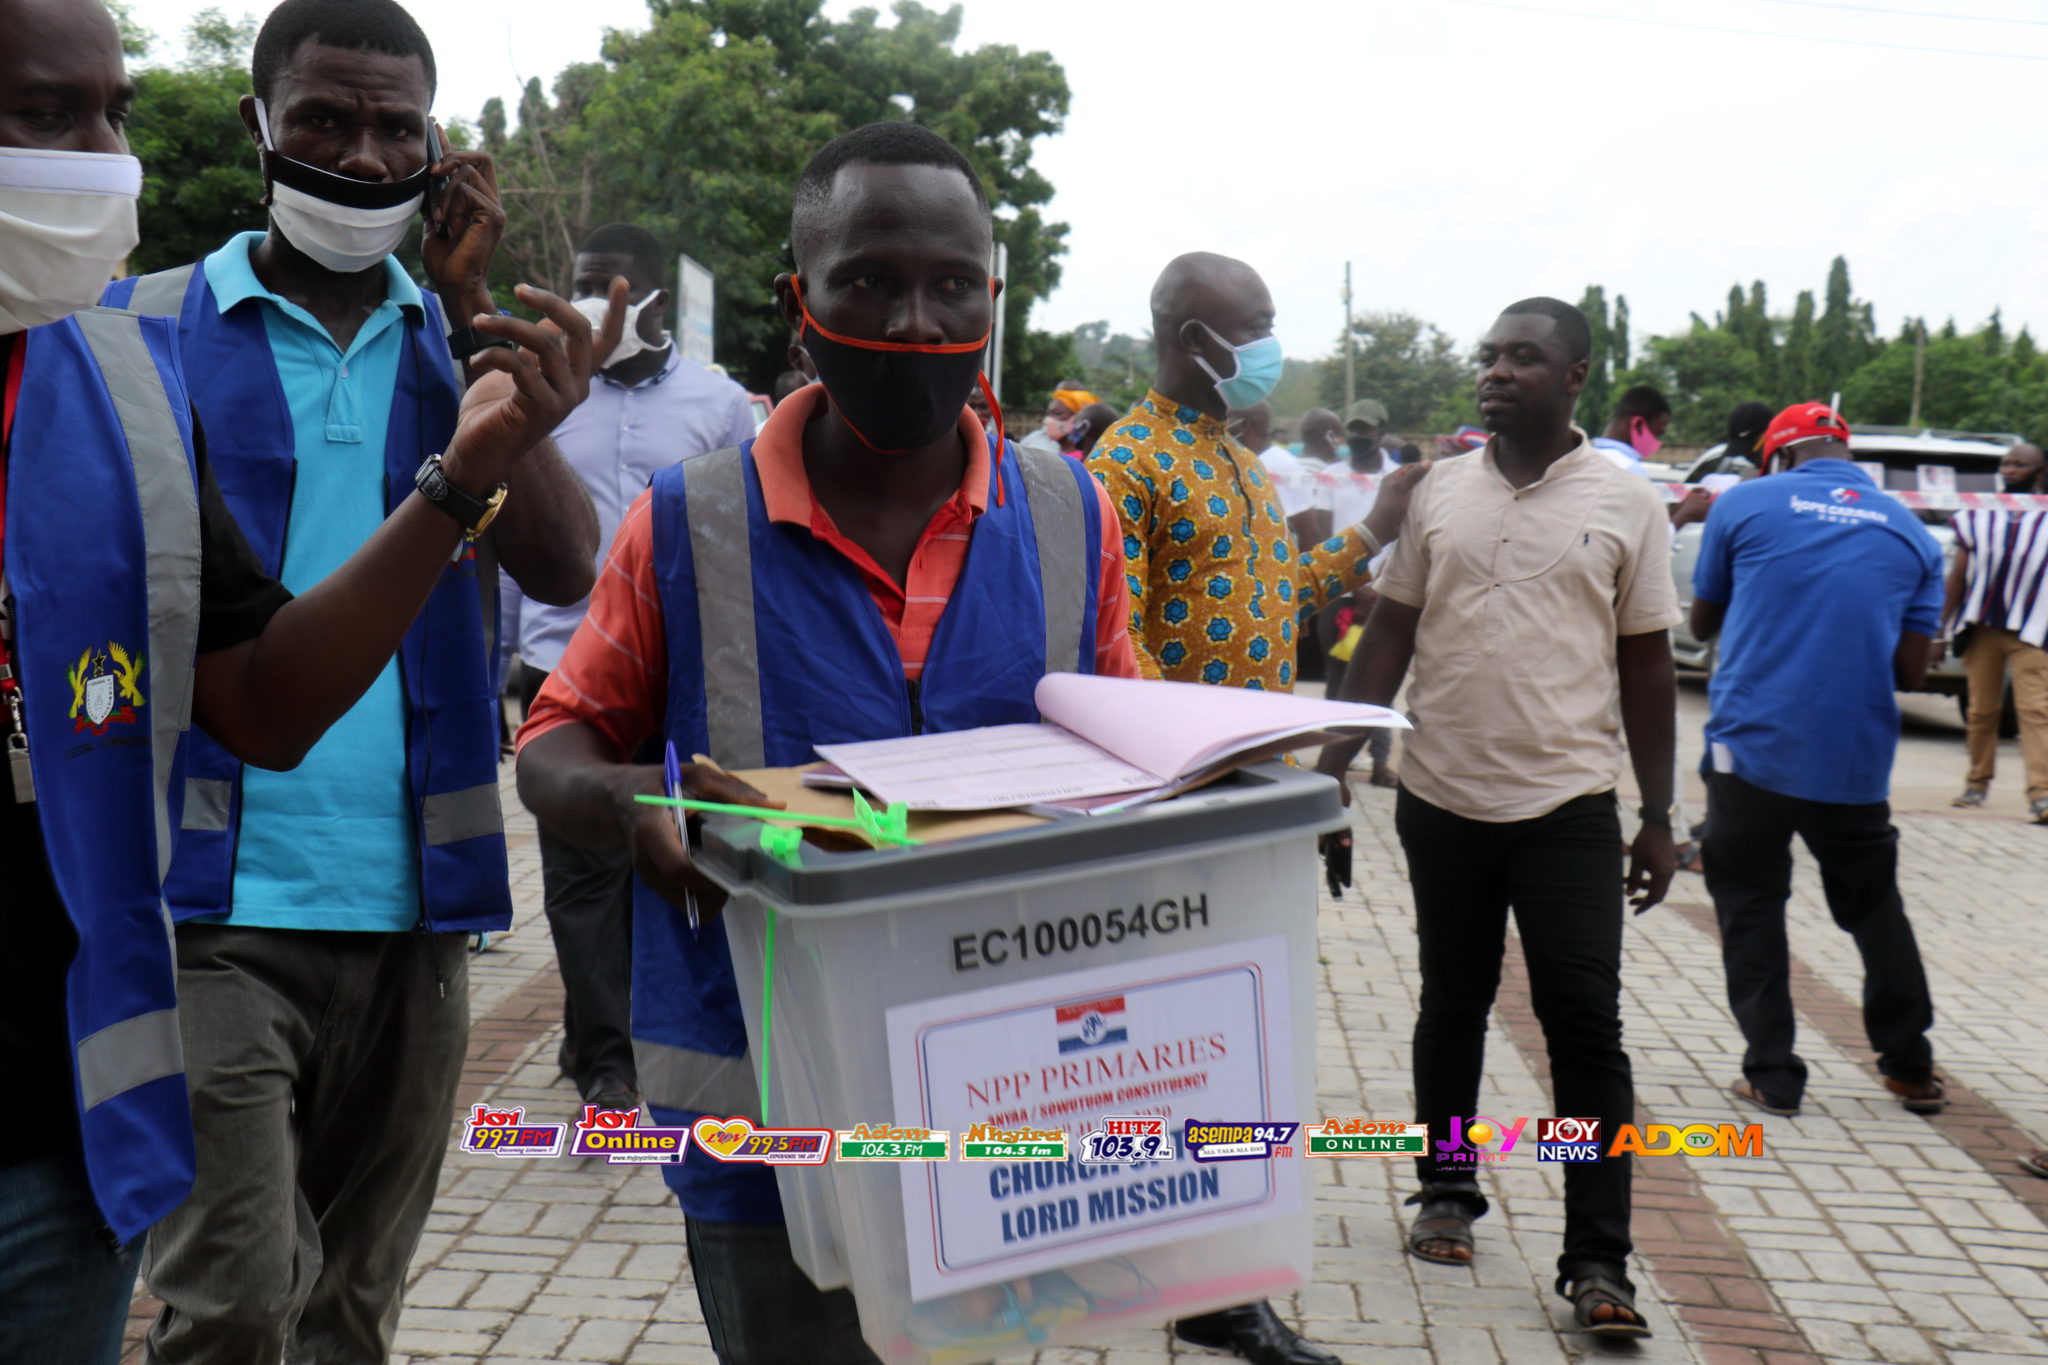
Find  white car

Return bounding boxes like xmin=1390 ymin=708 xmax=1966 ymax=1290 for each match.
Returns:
xmin=1669 ymin=427 xmax=2021 ymax=732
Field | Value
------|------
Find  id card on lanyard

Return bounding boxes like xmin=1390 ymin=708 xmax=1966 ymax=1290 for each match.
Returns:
xmin=2 ymin=335 xmax=34 ymax=801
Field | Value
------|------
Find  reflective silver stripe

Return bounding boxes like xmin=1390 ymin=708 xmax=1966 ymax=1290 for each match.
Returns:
xmin=124 ymin=263 xmax=195 ymax=319
xmin=422 ymin=782 xmax=504 ymax=846
xmin=682 ymin=449 xmax=765 ymax=768
xmin=77 ymin=1007 xmax=184 ymax=1109
xmin=634 ymin=1038 xmax=760 ymax=1122
xmin=75 ymin=309 xmax=202 ymax=881
xmin=183 ymin=778 xmax=231 ymax=831
xmin=1015 ymin=448 xmax=1087 ymax=675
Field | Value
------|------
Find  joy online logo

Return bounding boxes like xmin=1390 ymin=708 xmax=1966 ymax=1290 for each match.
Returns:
xmin=1435 ymin=1115 xmax=1528 ymax=1164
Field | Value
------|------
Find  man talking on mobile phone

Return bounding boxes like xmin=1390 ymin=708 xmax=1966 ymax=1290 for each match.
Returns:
xmin=100 ymin=1 xmax=602 ymax=1358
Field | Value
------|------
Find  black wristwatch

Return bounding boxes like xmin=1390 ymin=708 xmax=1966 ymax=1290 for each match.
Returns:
xmin=414 ymin=454 xmax=507 ymax=537
xmin=446 ymin=325 xmax=517 ymax=363
xmin=1637 ymin=804 xmax=1676 ymax=826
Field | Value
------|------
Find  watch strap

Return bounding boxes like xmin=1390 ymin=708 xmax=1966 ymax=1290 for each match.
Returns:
xmin=415 ymin=454 xmax=502 ymax=532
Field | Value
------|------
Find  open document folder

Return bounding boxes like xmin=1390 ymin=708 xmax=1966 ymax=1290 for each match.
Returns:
xmin=809 ymin=672 xmax=1409 ymax=811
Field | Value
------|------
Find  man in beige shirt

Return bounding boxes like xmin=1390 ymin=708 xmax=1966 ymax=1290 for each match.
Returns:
xmin=1316 ymin=296 xmax=1679 ymax=1340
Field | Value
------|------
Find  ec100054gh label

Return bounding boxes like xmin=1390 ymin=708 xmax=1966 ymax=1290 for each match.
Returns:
xmin=952 ymin=896 xmax=1211 ymax=972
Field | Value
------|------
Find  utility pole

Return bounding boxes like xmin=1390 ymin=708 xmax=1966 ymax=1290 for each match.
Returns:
xmin=1907 ymin=317 xmax=1926 ymax=429
xmin=988 ymin=241 xmax=1009 ymax=402
xmin=1343 ymin=261 xmax=1356 ymax=411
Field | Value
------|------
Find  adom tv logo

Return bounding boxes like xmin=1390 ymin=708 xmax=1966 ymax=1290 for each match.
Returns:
xmin=1608 ymin=1123 xmax=1765 ymax=1158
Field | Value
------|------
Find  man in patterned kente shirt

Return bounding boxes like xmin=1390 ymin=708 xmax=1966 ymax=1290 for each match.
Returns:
xmin=1085 ymin=252 xmax=1425 ymax=1365
xmin=1088 ymin=252 xmax=1426 ymax=693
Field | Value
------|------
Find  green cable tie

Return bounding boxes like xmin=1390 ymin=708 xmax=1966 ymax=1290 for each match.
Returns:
xmin=758 ymin=824 xmax=805 ymax=867
xmin=634 ymin=793 xmax=919 ymax=847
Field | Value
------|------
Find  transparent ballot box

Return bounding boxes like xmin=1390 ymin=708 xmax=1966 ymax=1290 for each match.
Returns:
xmin=696 ymin=764 xmax=1341 ymax=1364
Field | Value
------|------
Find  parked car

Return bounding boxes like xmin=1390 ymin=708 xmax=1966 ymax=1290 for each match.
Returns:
xmin=1669 ymin=427 xmax=2021 ymax=733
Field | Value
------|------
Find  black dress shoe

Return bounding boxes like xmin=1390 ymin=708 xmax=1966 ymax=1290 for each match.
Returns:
xmin=1174 ymin=1301 xmax=1344 ymax=1365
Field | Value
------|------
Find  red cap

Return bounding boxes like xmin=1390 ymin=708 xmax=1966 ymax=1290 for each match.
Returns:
xmin=1760 ymin=403 xmax=1851 ymax=462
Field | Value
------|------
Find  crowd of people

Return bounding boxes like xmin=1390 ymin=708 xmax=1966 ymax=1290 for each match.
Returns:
xmin=5 ymin=0 xmax=2047 ymax=1362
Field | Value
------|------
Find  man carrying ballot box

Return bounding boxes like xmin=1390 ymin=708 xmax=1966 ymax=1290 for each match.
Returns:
xmin=517 ymin=122 xmax=1138 ymax=1364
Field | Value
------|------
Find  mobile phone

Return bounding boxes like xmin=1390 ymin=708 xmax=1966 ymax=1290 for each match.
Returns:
xmin=422 ymin=121 xmax=448 ymax=235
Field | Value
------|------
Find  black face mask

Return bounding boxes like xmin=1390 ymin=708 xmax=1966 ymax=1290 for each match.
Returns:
xmin=794 ymin=277 xmax=990 ymax=455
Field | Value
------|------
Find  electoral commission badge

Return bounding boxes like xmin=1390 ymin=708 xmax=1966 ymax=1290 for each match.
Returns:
xmin=67 ymin=641 xmax=145 ymax=733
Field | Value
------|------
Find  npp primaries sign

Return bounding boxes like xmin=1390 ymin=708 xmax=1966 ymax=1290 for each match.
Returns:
xmin=888 ymin=938 xmax=1301 ymax=1301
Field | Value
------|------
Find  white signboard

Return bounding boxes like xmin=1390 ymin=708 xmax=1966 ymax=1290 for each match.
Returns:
xmin=886 ymin=936 xmax=1298 ymax=1302
xmin=676 ymin=252 xmax=715 ymax=368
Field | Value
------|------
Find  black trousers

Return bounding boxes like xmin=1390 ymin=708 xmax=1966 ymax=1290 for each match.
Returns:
xmin=1396 ymin=787 xmax=1634 ymax=1277
xmin=1701 ymin=772 xmax=1934 ymax=1107
xmin=523 ymin=668 xmax=638 ymax=1100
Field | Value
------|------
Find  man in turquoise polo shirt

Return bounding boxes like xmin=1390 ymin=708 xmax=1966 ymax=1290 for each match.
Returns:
xmin=102 ymin=1 xmax=602 ymax=1359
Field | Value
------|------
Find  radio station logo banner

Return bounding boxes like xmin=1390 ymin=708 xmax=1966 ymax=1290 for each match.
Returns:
xmin=1183 ymin=1120 xmax=1299 ymax=1161
xmin=1078 ymin=1115 xmax=1176 ymax=1164
xmin=836 ymin=1124 xmax=951 ymax=1162
xmin=959 ymin=1123 xmax=1070 ymax=1161
xmin=1306 ymin=1119 xmax=1427 ymax=1157
xmin=567 ymin=1105 xmax=690 ymax=1165
xmin=690 ymin=1116 xmax=831 ymax=1165
xmin=1535 ymin=1117 xmax=1603 ymax=1163
xmin=461 ymin=1105 xmax=567 ymax=1158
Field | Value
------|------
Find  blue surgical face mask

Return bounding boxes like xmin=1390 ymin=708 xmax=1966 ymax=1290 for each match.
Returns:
xmin=1191 ymin=321 xmax=1284 ymax=409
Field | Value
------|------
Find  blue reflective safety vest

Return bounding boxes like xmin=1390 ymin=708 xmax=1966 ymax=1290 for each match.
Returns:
xmin=635 ymin=439 xmax=1101 ymax=1221
xmin=7 ymin=310 xmax=202 ymax=1242
xmin=104 ymin=262 xmax=510 ymax=933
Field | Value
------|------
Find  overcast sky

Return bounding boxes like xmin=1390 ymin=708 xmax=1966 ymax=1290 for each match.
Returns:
xmin=124 ymin=0 xmax=2048 ymax=359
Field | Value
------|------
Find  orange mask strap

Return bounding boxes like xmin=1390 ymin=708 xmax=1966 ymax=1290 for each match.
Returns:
xmin=792 ymin=275 xmax=1011 ymax=506
xmin=978 ymin=372 xmax=1008 ymax=507
xmin=791 ymin=275 xmax=992 ymax=354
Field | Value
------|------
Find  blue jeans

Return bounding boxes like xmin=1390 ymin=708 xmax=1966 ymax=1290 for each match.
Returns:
xmin=0 ymin=1151 xmax=143 ymax=1365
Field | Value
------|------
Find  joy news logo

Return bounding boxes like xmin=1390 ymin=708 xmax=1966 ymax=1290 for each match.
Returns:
xmin=1435 ymin=1115 xmax=1528 ymax=1167
xmin=1536 ymin=1117 xmax=1603 ymax=1163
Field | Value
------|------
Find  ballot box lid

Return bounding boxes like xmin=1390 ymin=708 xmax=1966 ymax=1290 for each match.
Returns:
xmin=693 ymin=761 xmax=1342 ymax=910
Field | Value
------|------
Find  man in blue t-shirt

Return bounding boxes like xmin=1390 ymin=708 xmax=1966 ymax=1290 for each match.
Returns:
xmin=1690 ymin=403 xmax=1945 ymax=1119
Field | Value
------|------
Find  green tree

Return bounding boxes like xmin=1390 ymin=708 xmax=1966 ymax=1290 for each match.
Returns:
xmin=1623 ymin=325 xmax=1765 ymax=442
xmin=1315 ymin=311 xmax=1467 ymax=430
xmin=1262 ymin=357 xmax=1322 ymax=423
xmin=128 ymin=10 xmax=268 ymax=276
xmin=1841 ymin=333 xmax=2016 ymax=431
xmin=1576 ymin=285 xmax=1617 ymax=433
xmin=484 ymin=0 xmax=1073 ymax=394
xmin=1780 ymin=289 xmax=1817 ymax=403
xmin=1068 ymin=321 xmax=1154 ymax=411
xmin=106 ymin=0 xmax=154 ymax=56
xmin=1813 ymin=255 xmax=1874 ymax=397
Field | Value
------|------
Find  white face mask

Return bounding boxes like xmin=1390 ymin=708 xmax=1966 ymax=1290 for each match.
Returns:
xmin=0 ymin=146 xmax=143 ymax=335
xmin=572 ymin=293 xmax=670 ymax=370
xmin=254 ymin=99 xmax=426 ymax=274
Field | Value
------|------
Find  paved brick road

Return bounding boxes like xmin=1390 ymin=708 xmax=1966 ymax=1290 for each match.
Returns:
xmin=123 ymin=705 xmax=2048 ymax=1363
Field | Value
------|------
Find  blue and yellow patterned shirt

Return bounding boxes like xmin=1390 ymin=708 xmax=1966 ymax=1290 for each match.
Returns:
xmin=1086 ymin=389 xmax=1380 ymax=690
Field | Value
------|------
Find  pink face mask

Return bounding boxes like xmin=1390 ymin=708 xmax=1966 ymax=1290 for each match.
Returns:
xmin=1628 ymin=416 xmax=1663 ymax=459
xmin=1044 ymin=415 xmax=1074 ymax=440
